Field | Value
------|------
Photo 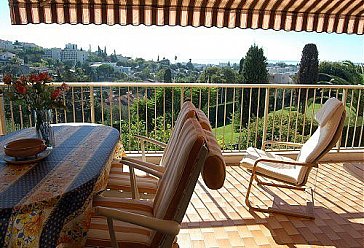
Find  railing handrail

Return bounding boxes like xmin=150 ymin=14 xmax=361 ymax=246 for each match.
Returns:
xmin=1 ymin=82 xmax=363 ymax=89
xmin=1 ymin=81 xmax=363 ymax=150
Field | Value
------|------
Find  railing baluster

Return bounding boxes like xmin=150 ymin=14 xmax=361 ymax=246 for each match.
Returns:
xmin=301 ymin=88 xmax=309 ymax=143
xmin=215 ymin=87 xmax=219 ymax=136
xmin=145 ymin=88 xmax=148 ymax=137
xmin=28 ymin=106 xmax=32 ymax=128
xmin=101 ymin=86 xmax=104 ymax=124
xmin=230 ymin=87 xmax=236 ymax=151
xmin=118 ymin=87 xmax=122 ymax=132
xmin=71 ymin=87 xmax=76 ymax=122
xmin=294 ymin=88 xmax=301 ymax=143
xmin=181 ymin=87 xmax=184 ymax=107
xmin=136 ymin=87 xmax=140 ymax=143
xmin=238 ymin=87 xmax=244 ymax=151
xmin=63 ymin=90 xmax=67 ymax=123
xmin=81 ymin=86 xmax=85 ymax=123
xmin=154 ymin=88 xmax=157 ymax=151
xmin=0 ymin=94 xmax=6 ymax=135
xmin=55 ymin=109 xmax=59 ymax=123
xmin=262 ymin=88 xmax=270 ymax=147
xmin=352 ymin=89 xmax=361 ymax=148
xmin=344 ymin=89 xmax=355 ymax=148
xmin=337 ymin=88 xmax=348 ymax=150
xmin=207 ymin=88 xmax=210 ymax=120
xmin=89 ymin=86 xmax=95 ymax=123
xmin=271 ymin=88 xmax=278 ymax=140
xmin=108 ymin=86 xmax=112 ymax=126
xmin=286 ymin=89 xmax=293 ymax=142
xmin=222 ymin=87 xmax=227 ymax=149
xmin=19 ymin=105 xmax=23 ymax=129
xmin=309 ymin=88 xmax=316 ymax=137
xmin=247 ymin=88 xmax=252 ymax=148
xmin=163 ymin=88 xmax=166 ymax=137
xmin=10 ymin=101 xmax=15 ymax=131
xmin=199 ymin=88 xmax=202 ymax=109
xmin=171 ymin=88 xmax=174 ymax=129
xmin=127 ymin=86 xmax=131 ymax=151
xmin=254 ymin=88 xmax=261 ymax=147
xmin=279 ymin=89 xmax=286 ymax=141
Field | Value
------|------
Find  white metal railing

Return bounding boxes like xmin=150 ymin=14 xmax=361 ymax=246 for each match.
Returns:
xmin=1 ymin=82 xmax=363 ymax=152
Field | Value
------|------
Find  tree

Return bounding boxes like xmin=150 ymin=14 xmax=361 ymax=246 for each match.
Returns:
xmin=186 ymin=59 xmax=194 ymax=70
xmin=240 ymin=44 xmax=268 ymax=127
xmin=96 ymin=64 xmax=114 ymax=81
xmin=297 ymin=43 xmax=319 ymax=113
xmin=238 ymin=57 xmax=244 ymax=74
xmin=319 ymin=60 xmax=363 ymax=85
xmin=318 ymin=60 xmax=364 ymax=117
xmin=163 ymin=68 xmax=172 ymax=83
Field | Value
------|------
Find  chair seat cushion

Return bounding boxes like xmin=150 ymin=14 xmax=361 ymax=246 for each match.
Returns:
xmin=108 ymin=171 xmax=158 ymax=194
xmin=240 ymin=147 xmax=301 ymax=184
xmin=86 ymin=197 xmax=154 ymax=248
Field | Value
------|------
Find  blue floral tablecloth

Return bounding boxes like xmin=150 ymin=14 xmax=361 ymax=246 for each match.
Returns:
xmin=0 ymin=124 xmax=119 ymax=247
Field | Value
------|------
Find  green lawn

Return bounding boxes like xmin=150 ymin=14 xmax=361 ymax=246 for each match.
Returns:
xmin=212 ymin=124 xmax=240 ymax=145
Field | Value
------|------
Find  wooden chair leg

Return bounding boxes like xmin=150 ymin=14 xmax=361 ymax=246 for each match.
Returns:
xmin=245 ymin=174 xmax=315 ymax=219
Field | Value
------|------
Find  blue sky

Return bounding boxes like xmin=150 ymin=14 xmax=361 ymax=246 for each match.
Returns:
xmin=0 ymin=1 xmax=363 ymax=64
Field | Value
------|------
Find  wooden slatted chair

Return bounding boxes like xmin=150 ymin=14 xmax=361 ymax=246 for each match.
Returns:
xmin=108 ymin=105 xmax=226 ymax=198
xmin=86 ymin=117 xmax=208 ymax=248
xmin=107 ymin=101 xmax=196 ymax=196
xmin=240 ymin=98 xmax=346 ymax=219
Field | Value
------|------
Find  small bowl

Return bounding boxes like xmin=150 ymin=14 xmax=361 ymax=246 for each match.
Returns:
xmin=4 ymin=138 xmax=47 ymax=158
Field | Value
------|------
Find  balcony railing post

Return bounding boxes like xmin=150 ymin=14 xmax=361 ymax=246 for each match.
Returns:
xmin=337 ymin=88 xmax=348 ymax=151
xmin=262 ymin=88 xmax=270 ymax=148
xmin=89 ymin=86 xmax=95 ymax=123
xmin=0 ymin=94 xmax=6 ymax=135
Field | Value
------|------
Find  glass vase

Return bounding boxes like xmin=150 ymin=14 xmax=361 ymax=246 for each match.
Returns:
xmin=33 ymin=109 xmax=55 ymax=148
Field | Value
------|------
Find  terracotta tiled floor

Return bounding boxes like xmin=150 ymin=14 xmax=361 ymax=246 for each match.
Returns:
xmin=178 ymin=162 xmax=364 ymax=248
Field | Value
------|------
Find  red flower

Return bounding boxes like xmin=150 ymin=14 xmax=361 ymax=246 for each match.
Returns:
xmin=3 ymin=74 xmax=12 ymax=85
xmin=29 ymin=74 xmax=38 ymax=83
xmin=19 ymin=75 xmax=27 ymax=83
xmin=51 ymin=88 xmax=61 ymax=99
xmin=38 ymin=72 xmax=52 ymax=82
xmin=61 ymin=83 xmax=69 ymax=91
xmin=15 ymin=84 xmax=27 ymax=95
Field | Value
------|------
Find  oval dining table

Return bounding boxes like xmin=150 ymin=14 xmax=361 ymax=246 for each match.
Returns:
xmin=0 ymin=123 xmax=120 ymax=247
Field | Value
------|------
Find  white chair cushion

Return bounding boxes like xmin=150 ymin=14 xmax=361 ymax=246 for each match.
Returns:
xmin=315 ymin=97 xmax=343 ymax=126
xmin=298 ymin=98 xmax=344 ymax=164
xmin=240 ymin=147 xmax=301 ymax=184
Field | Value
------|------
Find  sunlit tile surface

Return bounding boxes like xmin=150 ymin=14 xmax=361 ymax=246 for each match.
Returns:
xmin=179 ymin=162 xmax=364 ymax=247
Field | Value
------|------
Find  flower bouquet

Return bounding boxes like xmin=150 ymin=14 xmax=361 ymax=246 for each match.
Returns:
xmin=2 ymin=72 xmax=69 ymax=146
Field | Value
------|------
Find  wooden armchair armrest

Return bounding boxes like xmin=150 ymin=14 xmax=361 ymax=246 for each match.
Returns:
xmin=134 ymin=134 xmax=167 ymax=148
xmin=111 ymin=158 xmax=164 ymax=199
xmin=262 ymin=140 xmax=303 ymax=150
xmin=122 ymin=157 xmax=166 ymax=173
xmin=96 ymin=206 xmax=180 ymax=248
xmin=96 ymin=206 xmax=180 ymax=235
xmin=120 ymin=159 xmax=164 ymax=178
xmin=253 ymin=158 xmax=317 ymax=171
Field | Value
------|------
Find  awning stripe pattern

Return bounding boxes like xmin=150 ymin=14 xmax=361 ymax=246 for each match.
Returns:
xmin=8 ymin=0 xmax=364 ymax=34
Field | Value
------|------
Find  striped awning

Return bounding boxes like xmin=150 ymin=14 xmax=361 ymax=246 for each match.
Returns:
xmin=8 ymin=0 xmax=364 ymax=34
